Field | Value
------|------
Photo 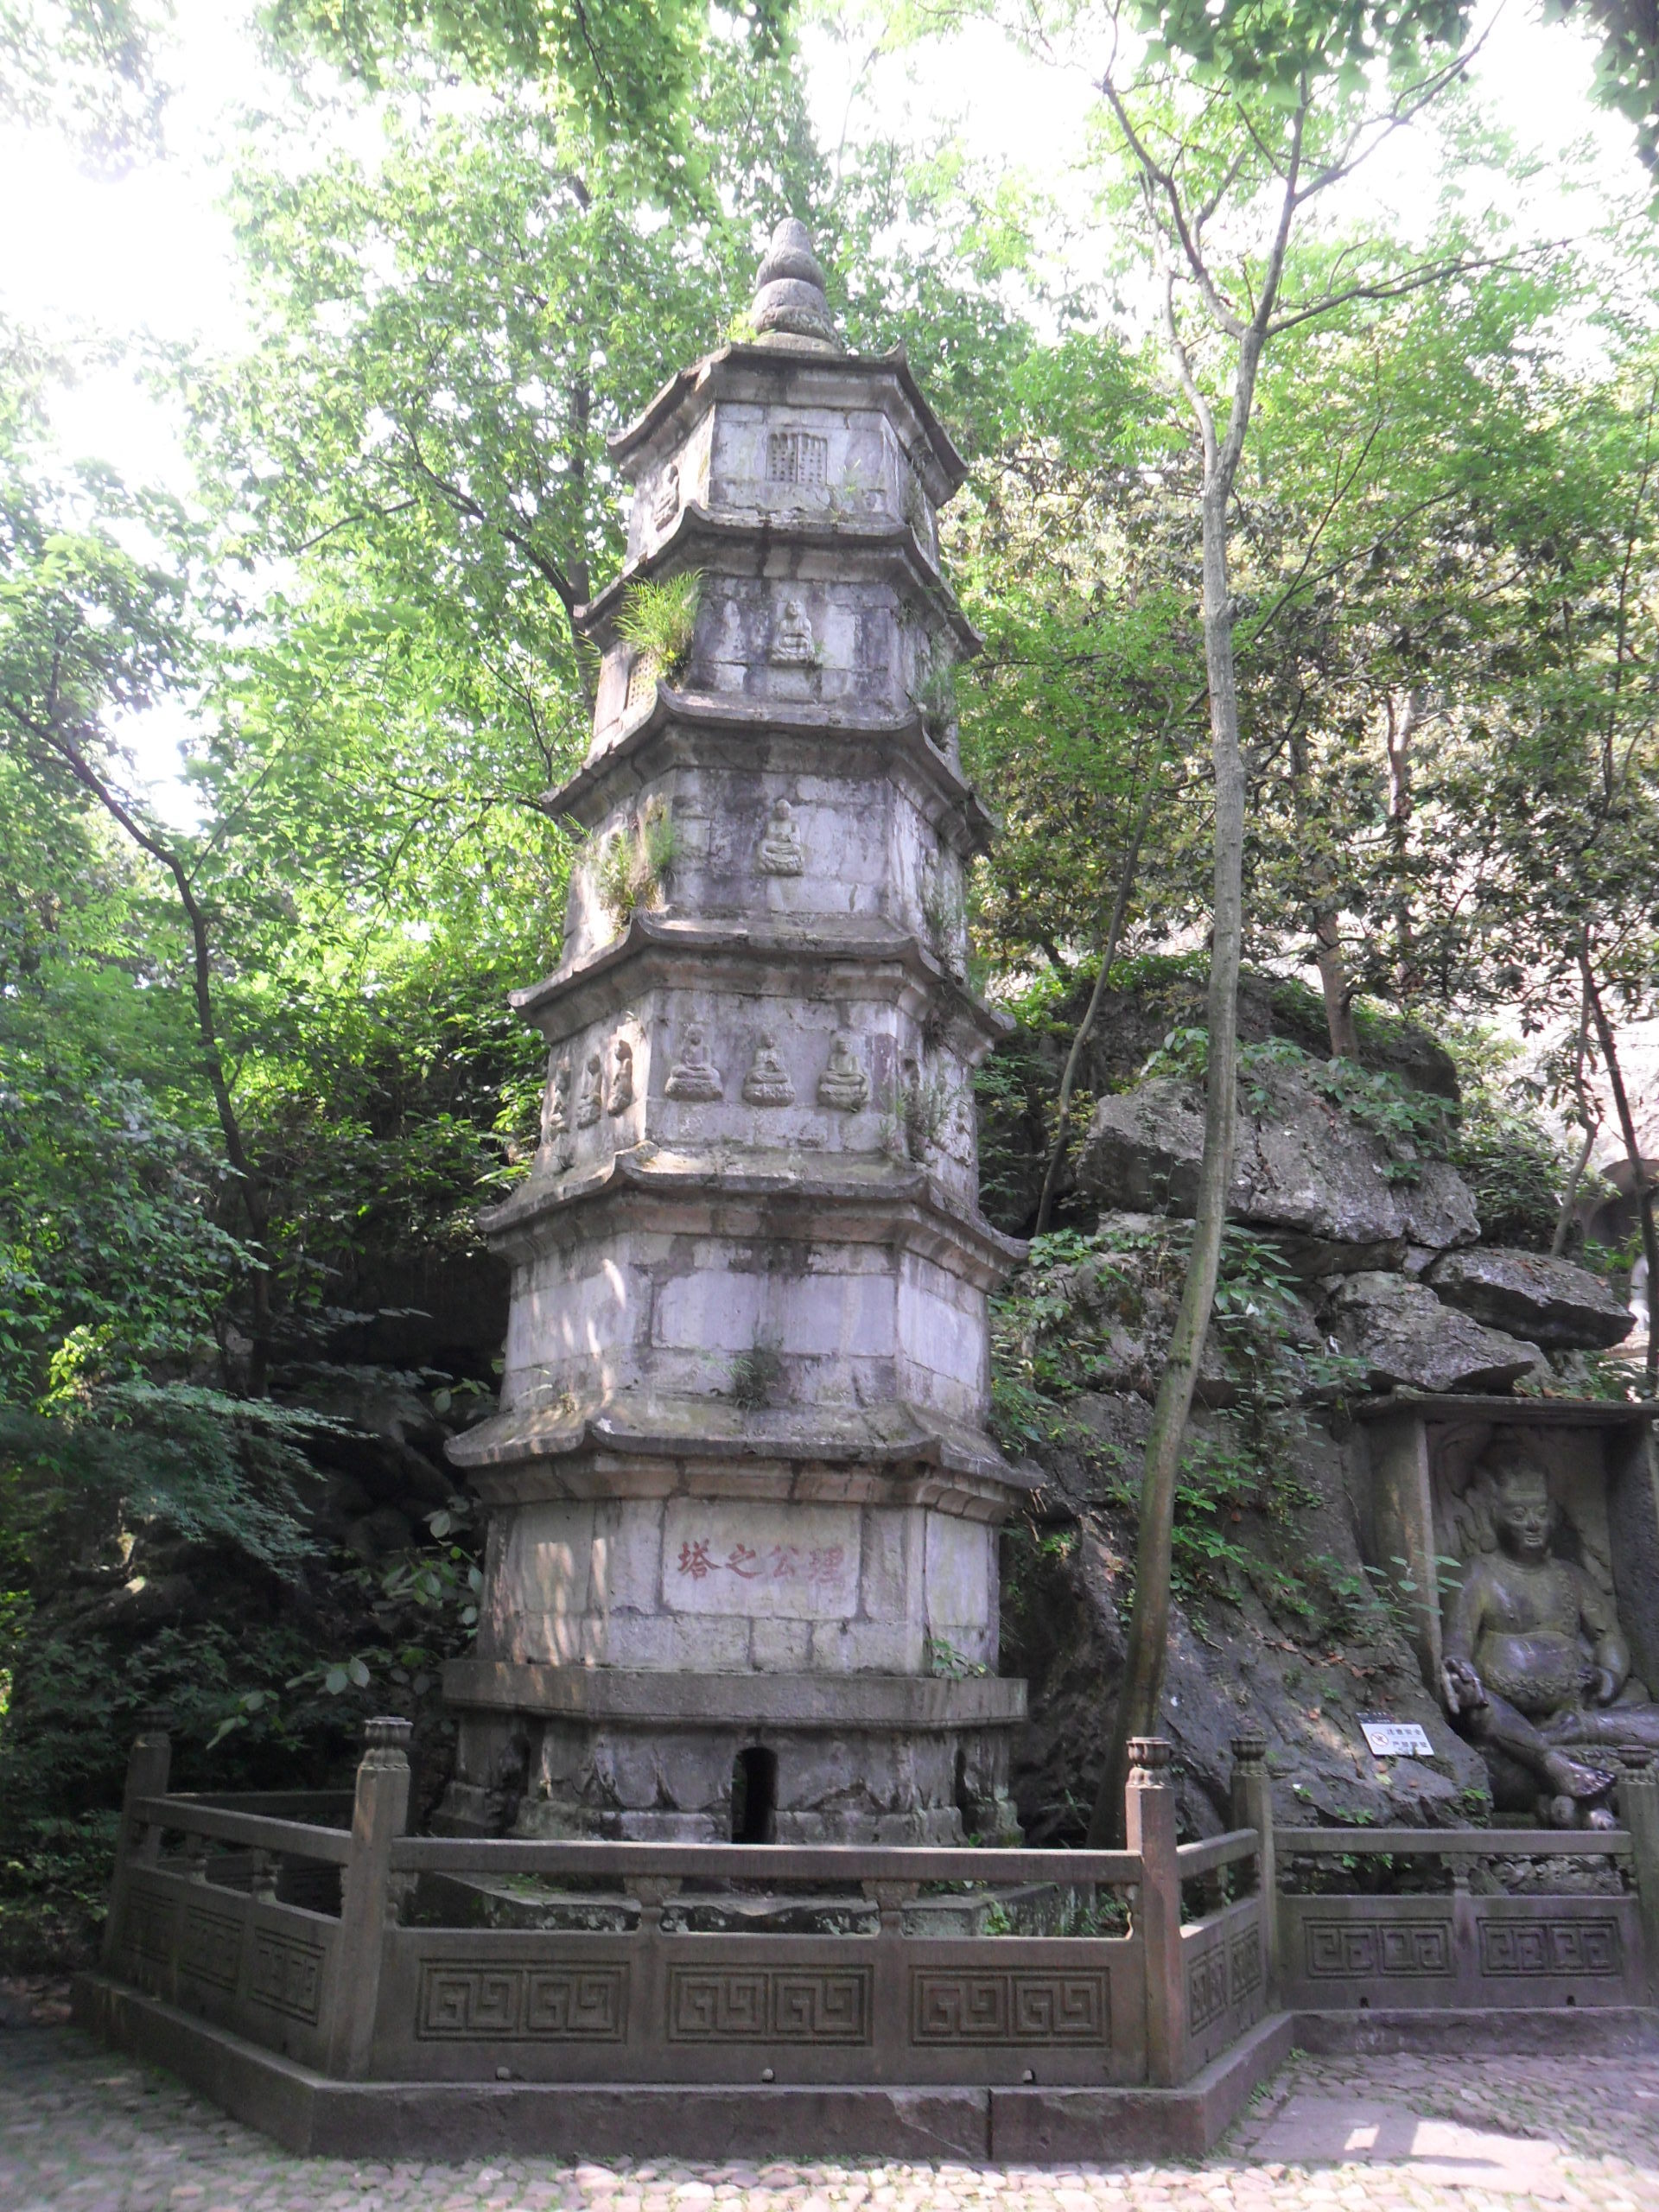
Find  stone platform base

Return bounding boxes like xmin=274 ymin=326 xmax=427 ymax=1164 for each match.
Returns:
xmin=442 ymin=1661 xmax=1026 ymax=1843
xmin=70 ymin=1974 xmax=1289 ymax=2162
xmin=1291 ymin=2005 xmax=1659 ymax=2056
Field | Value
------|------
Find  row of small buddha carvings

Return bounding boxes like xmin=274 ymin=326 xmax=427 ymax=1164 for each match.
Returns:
xmin=538 ymin=1025 xmax=873 ymax=1146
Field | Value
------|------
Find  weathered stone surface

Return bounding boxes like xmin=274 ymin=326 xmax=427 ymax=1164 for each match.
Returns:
xmin=1427 ymin=1244 xmax=1635 ymax=1351
xmin=1075 ymin=1063 xmax=1478 ymax=1274
xmin=1003 ymin=1403 xmax=1488 ymax=1839
xmin=445 ymin=225 xmax=1027 ymax=1842
xmin=1319 ymin=1272 xmax=1541 ymax=1394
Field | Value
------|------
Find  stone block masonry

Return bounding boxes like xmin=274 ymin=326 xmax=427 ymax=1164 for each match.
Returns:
xmin=442 ymin=221 xmax=1030 ymax=1844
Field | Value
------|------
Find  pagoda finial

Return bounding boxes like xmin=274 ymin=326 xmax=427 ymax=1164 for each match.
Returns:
xmin=752 ymin=217 xmax=840 ymax=351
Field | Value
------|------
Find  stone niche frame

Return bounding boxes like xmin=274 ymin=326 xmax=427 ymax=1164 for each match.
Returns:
xmin=1356 ymin=1393 xmax=1659 ymax=1700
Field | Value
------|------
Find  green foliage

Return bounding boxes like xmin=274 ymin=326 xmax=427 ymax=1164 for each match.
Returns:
xmin=1132 ymin=0 xmax=1472 ymax=95
xmin=595 ymin=802 xmax=677 ymax=929
xmin=728 ymin=1342 xmax=782 ymax=1411
xmin=616 ymin=570 xmax=702 ymax=682
xmin=992 ymin=1218 xmax=1360 ymax=1607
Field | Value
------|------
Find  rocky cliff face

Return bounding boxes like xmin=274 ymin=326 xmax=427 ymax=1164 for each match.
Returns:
xmin=994 ymin=1047 xmax=1633 ymax=1844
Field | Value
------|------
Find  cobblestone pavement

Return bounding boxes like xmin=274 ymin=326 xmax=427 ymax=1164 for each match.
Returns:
xmin=3 ymin=1992 xmax=1657 ymax=2212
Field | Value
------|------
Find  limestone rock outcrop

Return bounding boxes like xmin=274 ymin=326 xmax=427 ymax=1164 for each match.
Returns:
xmin=1319 ymin=1272 xmax=1542 ymax=1394
xmin=1075 ymin=1063 xmax=1478 ymax=1276
xmin=1426 ymin=1245 xmax=1635 ymax=1351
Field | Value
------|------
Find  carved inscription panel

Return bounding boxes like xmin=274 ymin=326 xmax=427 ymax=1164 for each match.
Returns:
xmin=662 ymin=1500 xmax=859 ymax=1618
xmin=120 ymin=1878 xmax=176 ymax=1970
xmin=910 ymin=1970 xmax=1107 ymax=2045
xmin=416 ymin=1961 xmax=628 ymax=2040
xmin=1185 ymin=1942 xmax=1230 ymax=2036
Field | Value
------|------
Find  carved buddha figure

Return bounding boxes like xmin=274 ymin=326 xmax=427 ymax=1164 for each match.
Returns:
xmin=665 ymin=1025 xmax=721 ymax=1102
xmin=1441 ymin=1443 xmax=1659 ymax=1826
xmin=817 ymin=1029 xmax=868 ymax=1112
xmin=575 ymin=1051 xmax=603 ymax=1128
xmin=540 ymin=1052 xmax=571 ymax=1147
xmin=743 ymin=1032 xmax=795 ymax=1105
xmin=757 ymin=795 xmax=804 ymax=877
xmin=607 ymin=1037 xmax=634 ymax=1116
xmin=771 ymin=596 xmax=815 ymax=666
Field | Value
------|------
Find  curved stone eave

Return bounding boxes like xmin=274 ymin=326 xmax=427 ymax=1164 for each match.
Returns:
xmin=478 ymin=1143 xmax=1027 ymax=1284
xmin=607 ymin=342 xmax=969 ymax=499
xmin=447 ymin=1389 xmax=1030 ymax=1501
xmin=577 ymin=504 xmax=982 ymax=658
xmin=547 ymin=689 xmax=995 ymax=856
xmin=508 ymin=910 xmax=1015 ymax=1054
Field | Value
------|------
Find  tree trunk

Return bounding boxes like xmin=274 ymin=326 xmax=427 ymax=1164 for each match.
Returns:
xmin=1582 ymin=951 xmax=1659 ymax=1395
xmin=1088 ymin=467 xmax=1247 ymax=1845
xmin=1033 ymin=774 xmax=1159 ymax=1236
xmin=1384 ymin=688 xmax=1421 ymax=1005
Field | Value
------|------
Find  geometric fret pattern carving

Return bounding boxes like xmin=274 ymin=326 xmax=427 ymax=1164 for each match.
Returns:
xmin=416 ymin=1962 xmax=628 ymax=2041
xmin=1230 ymin=1925 xmax=1263 ymax=2003
xmin=1185 ymin=1942 xmax=1230 ymax=2035
xmin=247 ymin=1929 xmax=326 ymax=2023
xmin=910 ymin=1970 xmax=1106 ymax=2045
xmin=180 ymin=1904 xmax=244 ymax=1993
xmin=1306 ymin=1919 xmax=1452 ymax=1979
xmin=1480 ymin=1920 xmax=1621 ymax=1977
xmin=120 ymin=1880 xmax=176 ymax=1969
xmin=668 ymin=1966 xmax=870 ymax=2044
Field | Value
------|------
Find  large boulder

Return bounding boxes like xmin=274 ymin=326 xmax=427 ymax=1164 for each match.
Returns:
xmin=1076 ymin=1062 xmax=1478 ymax=1274
xmin=1426 ymin=1246 xmax=1635 ymax=1352
xmin=1003 ymin=1402 xmax=1488 ymax=1839
xmin=1319 ymin=1272 xmax=1541 ymax=1394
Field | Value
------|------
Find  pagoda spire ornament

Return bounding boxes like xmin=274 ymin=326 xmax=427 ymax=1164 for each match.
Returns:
xmin=442 ymin=223 xmax=1030 ymax=1845
xmin=751 ymin=215 xmax=840 ymax=351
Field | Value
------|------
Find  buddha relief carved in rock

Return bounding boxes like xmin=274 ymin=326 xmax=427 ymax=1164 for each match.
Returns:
xmin=742 ymin=1032 xmax=795 ymax=1105
xmin=575 ymin=1052 xmax=603 ymax=1128
xmin=817 ymin=1029 xmax=869 ymax=1112
xmin=607 ymin=1038 xmax=634 ymax=1116
xmin=540 ymin=1052 xmax=571 ymax=1147
xmin=756 ymin=796 xmax=804 ymax=876
xmin=1440 ymin=1435 xmax=1659 ymax=1827
xmin=665 ymin=1025 xmax=722 ymax=1102
xmin=771 ymin=596 xmax=816 ymax=666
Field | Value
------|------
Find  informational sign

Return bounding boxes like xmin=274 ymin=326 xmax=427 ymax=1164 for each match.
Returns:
xmin=1358 ymin=1716 xmax=1435 ymax=1758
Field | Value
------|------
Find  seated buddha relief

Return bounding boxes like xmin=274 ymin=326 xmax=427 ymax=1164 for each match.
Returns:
xmin=1439 ymin=1433 xmax=1659 ymax=1827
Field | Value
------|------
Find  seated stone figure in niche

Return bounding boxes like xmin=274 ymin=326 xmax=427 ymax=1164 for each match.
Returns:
xmin=817 ymin=1029 xmax=868 ymax=1112
xmin=743 ymin=1032 xmax=795 ymax=1106
xmin=1440 ymin=1440 xmax=1659 ymax=1827
xmin=771 ymin=596 xmax=816 ymax=666
xmin=756 ymin=795 xmax=804 ymax=876
xmin=665 ymin=1024 xmax=721 ymax=1102
xmin=539 ymin=1052 xmax=571 ymax=1149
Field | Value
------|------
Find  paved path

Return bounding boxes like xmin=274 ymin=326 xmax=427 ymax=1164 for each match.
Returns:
xmin=3 ymin=1991 xmax=1657 ymax=2212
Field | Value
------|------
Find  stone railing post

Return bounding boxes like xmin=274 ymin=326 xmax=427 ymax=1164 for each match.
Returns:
xmin=1230 ymin=1731 xmax=1276 ymax=1998
xmin=101 ymin=1709 xmax=172 ymax=1970
xmin=327 ymin=1716 xmax=411 ymax=2079
xmin=1125 ymin=1735 xmax=1185 ymax=2088
xmin=1618 ymin=1745 xmax=1659 ymax=2003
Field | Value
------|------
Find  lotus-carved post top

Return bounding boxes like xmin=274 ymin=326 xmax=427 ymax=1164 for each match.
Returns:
xmin=1128 ymin=1736 xmax=1174 ymax=1782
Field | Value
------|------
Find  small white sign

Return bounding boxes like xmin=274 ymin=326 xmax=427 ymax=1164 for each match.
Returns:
xmin=1359 ymin=1717 xmax=1435 ymax=1758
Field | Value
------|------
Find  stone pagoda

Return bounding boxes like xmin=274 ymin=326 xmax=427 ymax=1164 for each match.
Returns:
xmin=442 ymin=221 xmax=1031 ymax=1843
